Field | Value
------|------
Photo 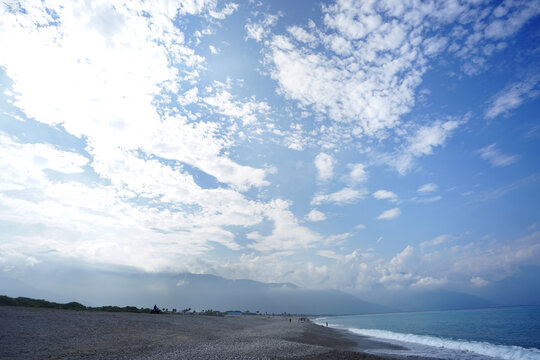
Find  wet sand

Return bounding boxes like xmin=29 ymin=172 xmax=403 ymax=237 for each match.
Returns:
xmin=0 ymin=306 xmax=409 ymax=359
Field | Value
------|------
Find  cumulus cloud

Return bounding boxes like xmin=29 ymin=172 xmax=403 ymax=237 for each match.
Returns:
xmin=478 ymin=143 xmax=518 ymax=167
xmin=376 ymin=207 xmax=401 ymax=220
xmin=305 ymin=209 xmax=327 ymax=222
xmin=314 ymin=152 xmax=335 ymax=182
xmin=247 ymin=199 xmax=323 ymax=252
xmin=372 ymin=190 xmax=397 ymax=202
xmin=348 ymin=163 xmax=368 ymax=184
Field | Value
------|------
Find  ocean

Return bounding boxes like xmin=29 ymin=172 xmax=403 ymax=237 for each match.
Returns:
xmin=315 ymin=306 xmax=540 ymax=360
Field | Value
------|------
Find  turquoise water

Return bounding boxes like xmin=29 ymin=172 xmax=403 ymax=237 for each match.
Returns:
xmin=316 ymin=307 xmax=540 ymax=360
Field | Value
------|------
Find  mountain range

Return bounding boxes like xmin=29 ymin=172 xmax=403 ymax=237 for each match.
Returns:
xmin=2 ymin=265 xmax=539 ymax=314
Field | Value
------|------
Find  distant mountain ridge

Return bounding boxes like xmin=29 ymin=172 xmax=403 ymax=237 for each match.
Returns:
xmin=2 ymin=266 xmax=515 ymax=315
xmin=170 ymin=273 xmax=391 ymax=315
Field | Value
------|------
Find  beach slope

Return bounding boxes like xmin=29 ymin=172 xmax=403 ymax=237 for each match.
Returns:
xmin=0 ymin=307 xmax=399 ymax=359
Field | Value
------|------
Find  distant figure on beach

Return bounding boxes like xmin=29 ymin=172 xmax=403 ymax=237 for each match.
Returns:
xmin=289 ymin=318 xmax=291 ymax=323
xmin=326 ymin=322 xmax=328 ymax=327
xmin=151 ymin=304 xmax=161 ymax=314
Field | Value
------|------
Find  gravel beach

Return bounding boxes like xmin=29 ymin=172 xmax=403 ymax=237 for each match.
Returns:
xmin=0 ymin=306 xmax=408 ymax=359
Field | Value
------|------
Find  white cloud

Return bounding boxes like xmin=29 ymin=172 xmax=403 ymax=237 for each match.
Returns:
xmin=202 ymin=86 xmax=271 ymax=126
xmin=423 ymin=36 xmax=448 ymax=56
xmin=411 ymin=276 xmax=448 ymax=288
xmin=208 ymin=2 xmax=239 ymax=20
xmin=245 ymin=13 xmax=278 ymax=42
xmin=287 ymin=26 xmax=317 ymax=43
xmin=267 ymin=23 xmax=423 ymax=135
xmin=247 ymin=199 xmax=323 ymax=252
xmin=0 ymin=133 xmax=90 ymax=193
xmin=355 ymin=224 xmax=366 ymax=229
xmin=485 ymin=76 xmax=540 ymax=119
xmin=380 ymin=231 xmax=540 ymax=290
xmin=263 ymin=0 xmax=510 ymax=139
xmin=478 ymin=143 xmax=518 ymax=167
xmin=314 ymin=152 xmax=334 ymax=182
xmin=470 ymin=276 xmax=489 ymax=287
xmin=305 ymin=209 xmax=327 ymax=222
xmin=412 ymin=195 xmax=442 ymax=203
xmin=176 ymin=0 xmax=238 ymax=18
xmin=417 ymin=183 xmax=438 ymax=193
xmin=325 ymin=232 xmax=353 ymax=245
xmin=386 ymin=120 xmax=462 ymax=175
xmin=372 ymin=190 xmax=397 ymax=202
xmin=311 ymin=187 xmax=365 ymax=206
xmin=178 ymin=87 xmax=199 ymax=106
xmin=407 ymin=121 xmax=461 ymax=157
xmin=0 ymin=1 xmax=274 ymax=195
xmin=348 ymin=163 xmax=367 ymax=184
xmin=317 ymin=248 xmax=363 ymax=262
xmin=377 ymin=207 xmax=401 ymax=220
xmin=208 ymin=45 xmax=219 ymax=54
xmin=420 ymin=234 xmax=451 ymax=248
xmin=484 ymin=1 xmax=540 ymax=39
xmin=0 ymin=1 xmax=281 ymax=272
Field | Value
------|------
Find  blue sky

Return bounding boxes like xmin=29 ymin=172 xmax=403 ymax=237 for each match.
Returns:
xmin=0 ymin=0 xmax=539 ymax=297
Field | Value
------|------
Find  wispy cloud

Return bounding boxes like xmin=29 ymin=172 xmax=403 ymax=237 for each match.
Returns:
xmin=245 ymin=13 xmax=279 ymax=42
xmin=485 ymin=75 xmax=540 ymax=119
xmin=478 ymin=173 xmax=540 ymax=201
xmin=377 ymin=207 xmax=401 ymax=220
xmin=478 ymin=143 xmax=518 ymax=167
xmin=417 ymin=183 xmax=438 ymax=193
xmin=383 ymin=120 xmax=463 ymax=175
xmin=311 ymin=187 xmax=365 ymax=206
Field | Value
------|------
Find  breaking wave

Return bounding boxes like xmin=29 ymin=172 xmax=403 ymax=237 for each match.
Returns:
xmin=345 ymin=327 xmax=540 ymax=360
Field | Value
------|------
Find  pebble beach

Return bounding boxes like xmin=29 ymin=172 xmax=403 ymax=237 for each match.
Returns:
xmin=0 ymin=306 xmax=406 ymax=359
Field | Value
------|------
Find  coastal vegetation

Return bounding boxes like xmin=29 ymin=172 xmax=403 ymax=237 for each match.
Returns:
xmin=0 ymin=295 xmax=280 ymax=316
xmin=0 ymin=295 xmax=151 ymax=313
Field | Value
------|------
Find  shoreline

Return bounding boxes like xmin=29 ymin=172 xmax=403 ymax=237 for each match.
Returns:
xmin=0 ymin=306 xmax=421 ymax=359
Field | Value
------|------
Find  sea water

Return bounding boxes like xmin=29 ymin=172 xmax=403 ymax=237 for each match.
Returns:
xmin=315 ymin=306 xmax=540 ymax=360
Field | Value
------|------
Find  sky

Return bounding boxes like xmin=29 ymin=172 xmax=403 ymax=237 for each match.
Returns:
xmin=0 ymin=0 xmax=539 ymax=301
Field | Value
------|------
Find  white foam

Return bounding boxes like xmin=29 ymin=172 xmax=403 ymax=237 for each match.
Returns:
xmin=340 ymin=327 xmax=540 ymax=360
